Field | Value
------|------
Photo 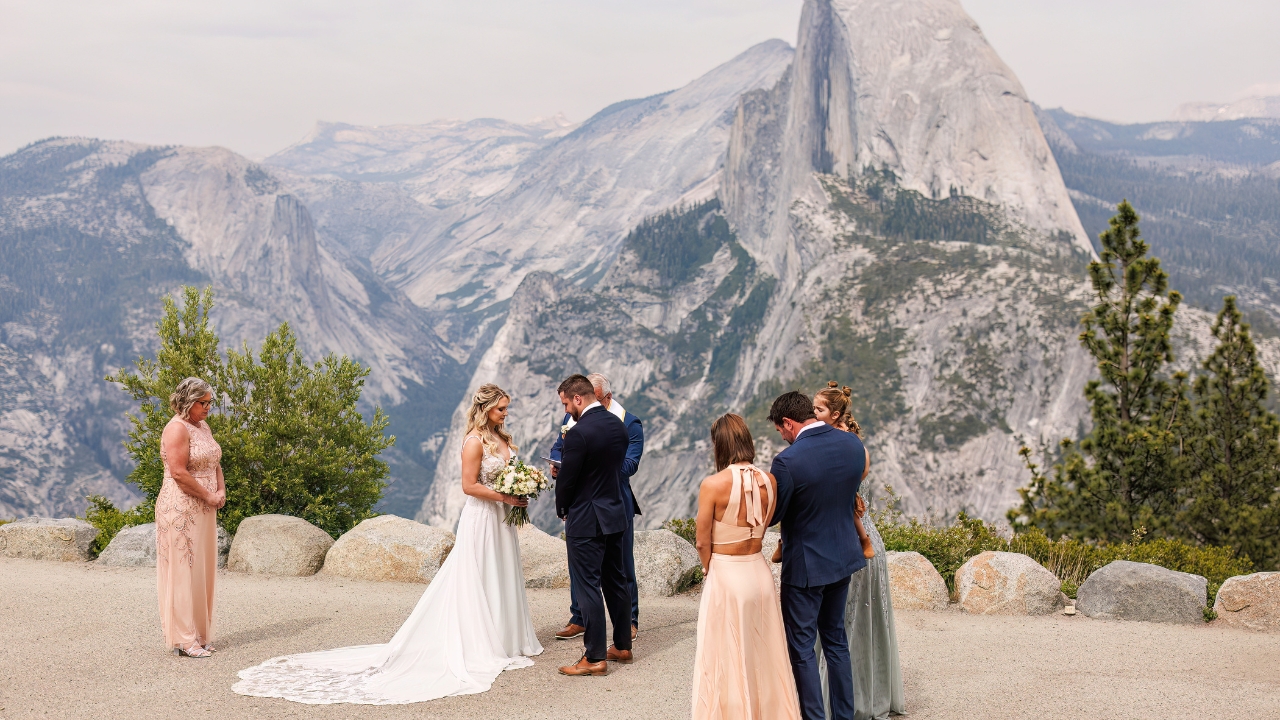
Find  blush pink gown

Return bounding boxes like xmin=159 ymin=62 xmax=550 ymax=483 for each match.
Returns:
xmin=156 ymin=416 xmax=221 ymax=650
xmin=692 ymin=463 xmax=801 ymax=720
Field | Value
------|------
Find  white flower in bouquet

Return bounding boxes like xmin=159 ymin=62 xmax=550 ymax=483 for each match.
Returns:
xmin=492 ymin=457 xmax=551 ymax=527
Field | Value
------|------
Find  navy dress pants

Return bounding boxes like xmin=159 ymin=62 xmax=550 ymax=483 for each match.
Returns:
xmin=570 ymin=488 xmax=639 ymax=628
xmin=566 ymin=529 xmax=633 ymax=662
xmin=781 ymin=577 xmax=855 ymax=720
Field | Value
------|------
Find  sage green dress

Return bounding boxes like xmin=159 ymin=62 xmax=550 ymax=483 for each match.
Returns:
xmin=818 ymin=512 xmax=906 ymax=719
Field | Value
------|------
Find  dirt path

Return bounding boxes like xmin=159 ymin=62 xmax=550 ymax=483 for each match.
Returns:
xmin=1 ymin=558 xmax=1277 ymax=719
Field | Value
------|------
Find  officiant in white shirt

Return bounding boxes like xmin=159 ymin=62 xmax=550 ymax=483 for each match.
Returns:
xmin=551 ymin=372 xmax=644 ymax=642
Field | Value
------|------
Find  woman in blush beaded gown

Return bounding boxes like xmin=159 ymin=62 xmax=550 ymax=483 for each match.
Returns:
xmin=156 ymin=376 xmax=226 ymax=658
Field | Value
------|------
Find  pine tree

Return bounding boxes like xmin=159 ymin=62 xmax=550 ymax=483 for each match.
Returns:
xmin=106 ymin=286 xmax=225 ymax=506
xmin=1014 ymin=201 xmax=1186 ymax=542
xmin=1180 ymin=296 xmax=1280 ymax=569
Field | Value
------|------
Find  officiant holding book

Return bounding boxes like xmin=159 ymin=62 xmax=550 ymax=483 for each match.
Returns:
xmin=550 ymin=372 xmax=644 ymax=642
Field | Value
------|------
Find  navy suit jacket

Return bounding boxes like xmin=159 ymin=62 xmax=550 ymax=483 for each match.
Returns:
xmin=770 ymin=423 xmax=867 ymax=587
xmin=551 ymin=409 xmax=644 ymax=516
xmin=555 ymin=406 xmax=631 ymax=537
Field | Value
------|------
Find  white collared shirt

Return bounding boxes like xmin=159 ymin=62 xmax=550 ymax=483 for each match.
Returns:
xmin=563 ymin=400 xmax=621 ymax=433
xmin=607 ymin=400 xmax=627 ymax=422
xmin=793 ymin=420 xmax=826 ymax=441
xmin=582 ymin=401 xmax=602 ymax=415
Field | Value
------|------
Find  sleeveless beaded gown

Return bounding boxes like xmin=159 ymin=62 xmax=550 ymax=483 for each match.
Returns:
xmin=233 ymin=438 xmax=543 ymax=705
xmin=156 ymin=416 xmax=221 ymax=650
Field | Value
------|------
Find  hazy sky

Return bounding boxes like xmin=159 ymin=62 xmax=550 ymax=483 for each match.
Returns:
xmin=2 ymin=0 xmax=1278 ymax=158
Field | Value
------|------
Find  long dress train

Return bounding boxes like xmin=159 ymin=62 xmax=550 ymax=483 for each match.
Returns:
xmin=819 ymin=511 xmax=906 ymax=719
xmin=232 ymin=441 xmax=543 ymax=705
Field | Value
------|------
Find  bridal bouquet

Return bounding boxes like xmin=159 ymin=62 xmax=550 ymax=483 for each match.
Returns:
xmin=493 ymin=457 xmax=551 ymax=527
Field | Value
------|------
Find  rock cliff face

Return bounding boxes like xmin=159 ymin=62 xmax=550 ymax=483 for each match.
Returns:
xmin=419 ymin=0 xmax=1098 ymax=530
xmin=0 ymin=139 xmax=459 ymax=519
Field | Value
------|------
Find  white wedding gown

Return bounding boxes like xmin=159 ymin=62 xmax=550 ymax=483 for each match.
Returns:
xmin=232 ymin=439 xmax=543 ymax=705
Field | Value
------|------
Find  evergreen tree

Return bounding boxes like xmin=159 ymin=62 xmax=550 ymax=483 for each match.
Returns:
xmin=106 ymin=286 xmax=392 ymax=537
xmin=1180 ymin=296 xmax=1280 ymax=569
xmin=1014 ymin=201 xmax=1186 ymax=542
xmin=106 ymin=286 xmax=225 ymax=507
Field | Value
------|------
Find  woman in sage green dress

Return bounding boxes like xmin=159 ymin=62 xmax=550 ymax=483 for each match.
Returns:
xmin=815 ymin=384 xmax=905 ymax=720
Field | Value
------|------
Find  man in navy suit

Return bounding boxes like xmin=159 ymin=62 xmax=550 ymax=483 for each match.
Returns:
xmin=554 ymin=374 xmax=634 ymax=676
xmin=769 ymin=390 xmax=867 ymax=720
xmin=552 ymin=373 xmax=644 ymax=641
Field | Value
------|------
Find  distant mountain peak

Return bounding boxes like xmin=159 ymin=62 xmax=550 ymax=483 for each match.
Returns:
xmin=1174 ymin=96 xmax=1280 ymax=122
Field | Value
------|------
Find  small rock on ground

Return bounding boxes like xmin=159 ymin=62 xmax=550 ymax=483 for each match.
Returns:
xmin=227 ymin=514 xmax=333 ymax=577
xmin=1076 ymin=560 xmax=1206 ymax=625
xmin=0 ymin=517 xmax=98 ymax=562
xmin=886 ymin=550 xmax=950 ymax=610
xmin=633 ymin=529 xmax=701 ymax=597
xmin=956 ymin=551 xmax=1063 ymax=616
xmin=1213 ymin=572 xmax=1280 ymax=632
xmin=322 ymin=515 xmax=454 ymax=584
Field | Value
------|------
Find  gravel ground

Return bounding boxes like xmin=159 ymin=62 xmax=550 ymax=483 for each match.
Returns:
xmin=1 ymin=557 xmax=1277 ymax=719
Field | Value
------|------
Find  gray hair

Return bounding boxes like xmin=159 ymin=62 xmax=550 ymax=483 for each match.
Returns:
xmin=170 ymin=377 xmax=214 ymax=419
xmin=587 ymin=372 xmax=612 ymax=397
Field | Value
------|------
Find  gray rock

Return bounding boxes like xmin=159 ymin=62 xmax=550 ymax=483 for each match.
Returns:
xmin=322 ymin=515 xmax=454 ymax=584
xmin=1214 ymin=572 xmax=1280 ymax=632
xmin=1076 ymin=560 xmax=1207 ymax=624
xmin=98 ymin=523 xmax=233 ymax=568
xmin=760 ymin=532 xmax=783 ymax=590
xmin=886 ymin=551 xmax=950 ymax=610
xmin=0 ymin=517 xmax=98 ymax=562
xmin=518 ymin=524 xmax=570 ymax=589
xmin=632 ymin=529 xmax=702 ymax=597
xmin=955 ymin=551 xmax=1064 ymax=615
xmin=217 ymin=526 xmax=232 ymax=568
xmin=97 ymin=523 xmax=156 ymax=567
xmin=227 ymin=514 xmax=334 ymax=576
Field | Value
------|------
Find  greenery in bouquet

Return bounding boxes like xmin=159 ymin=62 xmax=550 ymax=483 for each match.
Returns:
xmin=493 ymin=457 xmax=551 ymax=527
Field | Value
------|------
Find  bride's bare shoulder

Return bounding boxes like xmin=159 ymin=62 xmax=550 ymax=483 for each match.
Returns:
xmin=461 ymin=435 xmax=484 ymax=456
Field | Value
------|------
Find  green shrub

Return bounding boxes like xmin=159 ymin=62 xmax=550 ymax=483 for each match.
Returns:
xmin=878 ymin=511 xmax=1006 ymax=594
xmin=105 ymin=286 xmax=393 ymax=538
xmin=663 ymin=517 xmax=698 ymax=546
xmin=81 ymin=495 xmax=154 ymax=556
xmin=678 ymin=566 xmax=705 ymax=593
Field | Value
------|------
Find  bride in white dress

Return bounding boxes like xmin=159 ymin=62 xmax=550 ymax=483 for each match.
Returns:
xmin=232 ymin=384 xmax=543 ymax=705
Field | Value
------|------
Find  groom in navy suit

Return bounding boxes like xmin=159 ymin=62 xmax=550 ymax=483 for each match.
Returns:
xmin=551 ymin=372 xmax=644 ymax=641
xmin=554 ymin=374 xmax=634 ymax=676
xmin=769 ymin=390 xmax=867 ymax=720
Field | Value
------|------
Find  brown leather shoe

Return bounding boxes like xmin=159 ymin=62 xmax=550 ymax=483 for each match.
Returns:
xmin=555 ymin=622 xmax=585 ymax=640
xmin=606 ymin=645 xmax=633 ymax=664
xmin=559 ymin=655 xmax=608 ymax=676
xmin=631 ymin=624 xmax=638 ymax=641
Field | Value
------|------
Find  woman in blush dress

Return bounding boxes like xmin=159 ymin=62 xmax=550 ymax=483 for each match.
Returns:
xmin=692 ymin=413 xmax=801 ymax=720
xmin=156 ymin=377 xmax=226 ymax=658
xmin=813 ymin=384 xmax=905 ymax=720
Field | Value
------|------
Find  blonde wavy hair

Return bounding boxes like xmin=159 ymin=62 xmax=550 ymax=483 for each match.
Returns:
xmin=170 ymin=377 xmax=214 ymax=420
xmin=464 ymin=384 xmax=517 ymax=456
